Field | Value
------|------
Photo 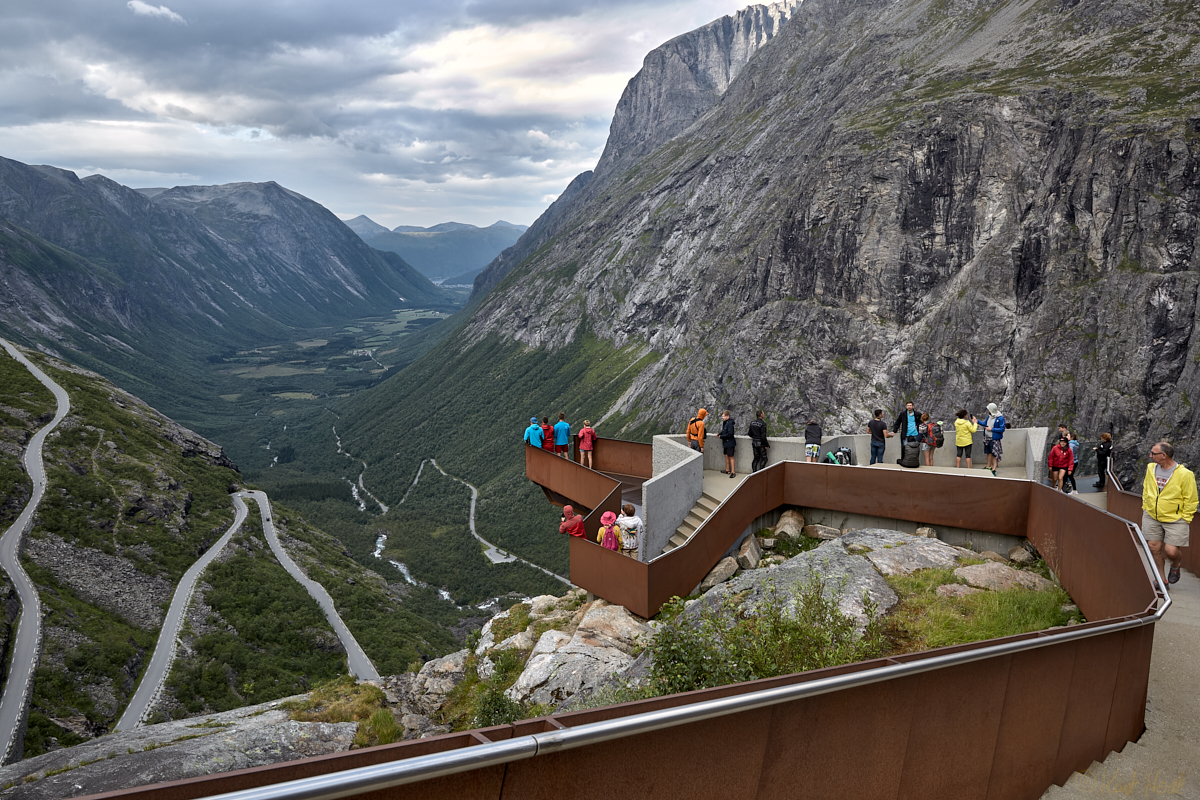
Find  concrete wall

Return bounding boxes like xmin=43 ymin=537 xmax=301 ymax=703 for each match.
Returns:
xmin=643 ymin=436 xmax=703 ymax=561
xmin=799 ymin=507 xmax=1025 ymax=556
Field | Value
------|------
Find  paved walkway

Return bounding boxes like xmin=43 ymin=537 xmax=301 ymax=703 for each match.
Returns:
xmin=1043 ymin=567 xmax=1200 ymax=799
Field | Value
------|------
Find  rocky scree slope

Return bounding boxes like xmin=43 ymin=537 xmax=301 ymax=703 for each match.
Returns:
xmin=465 ymin=0 xmax=1200 ymax=476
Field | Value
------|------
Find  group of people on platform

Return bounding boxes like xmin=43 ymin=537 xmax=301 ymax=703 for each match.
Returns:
xmin=558 ymin=503 xmax=642 ymax=560
xmin=523 ymin=414 xmax=597 ymax=468
xmin=884 ymin=401 xmax=1008 ymax=473
xmin=1046 ymin=423 xmax=1113 ymax=495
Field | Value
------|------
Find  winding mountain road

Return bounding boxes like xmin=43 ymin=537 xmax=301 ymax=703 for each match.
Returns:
xmin=0 ymin=339 xmax=69 ymax=764
xmin=115 ymin=495 xmax=251 ymax=731
xmin=426 ymin=460 xmax=571 ymax=586
xmin=241 ymin=490 xmax=379 ymax=681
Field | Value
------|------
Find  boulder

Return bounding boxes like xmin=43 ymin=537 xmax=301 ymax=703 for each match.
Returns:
xmin=409 ymin=649 xmax=468 ymax=715
xmin=760 ymin=538 xmax=777 ymax=550
xmin=802 ymin=523 xmax=841 ymax=540
xmin=700 ymin=556 xmax=739 ymax=591
xmin=494 ymin=629 xmax=537 ymax=652
xmin=774 ymin=510 xmax=805 ymax=540
xmin=842 ymin=529 xmax=962 ymax=576
xmin=937 ymin=584 xmax=984 ymax=598
xmin=954 ymin=563 xmax=1055 ymax=592
xmin=1008 ymin=546 xmax=1037 ymax=566
xmin=980 ymin=551 xmax=1010 ymax=564
xmin=702 ymin=538 xmax=897 ymax=629
xmin=736 ymin=536 xmax=763 ymax=570
xmin=528 ymin=595 xmax=560 ymax=618
xmin=914 ymin=527 xmax=937 ymax=538
xmin=505 ymin=602 xmax=651 ymax=707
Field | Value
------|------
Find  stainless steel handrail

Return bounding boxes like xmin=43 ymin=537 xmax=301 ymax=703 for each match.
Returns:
xmin=203 ymin=508 xmax=1170 ymax=800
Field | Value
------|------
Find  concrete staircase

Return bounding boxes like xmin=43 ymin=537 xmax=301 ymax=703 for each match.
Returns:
xmin=661 ymin=491 xmax=721 ymax=554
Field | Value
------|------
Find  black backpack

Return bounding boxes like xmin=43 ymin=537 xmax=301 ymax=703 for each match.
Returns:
xmin=930 ymin=421 xmax=945 ymax=448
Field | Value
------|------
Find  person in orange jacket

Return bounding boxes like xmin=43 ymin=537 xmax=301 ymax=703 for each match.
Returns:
xmin=686 ymin=408 xmax=708 ymax=452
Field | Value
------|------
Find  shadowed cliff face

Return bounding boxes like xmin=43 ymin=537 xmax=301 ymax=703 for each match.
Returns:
xmin=461 ymin=0 xmax=1200 ymax=476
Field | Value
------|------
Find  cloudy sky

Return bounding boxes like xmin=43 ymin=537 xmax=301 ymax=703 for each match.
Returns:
xmin=0 ymin=0 xmax=750 ymax=228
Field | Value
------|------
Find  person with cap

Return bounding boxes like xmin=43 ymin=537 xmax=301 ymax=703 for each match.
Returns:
xmin=523 ymin=417 xmax=544 ymax=448
xmin=596 ymin=511 xmax=621 ymax=551
xmin=1142 ymin=441 xmax=1196 ymax=585
xmin=558 ymin=505 xmax=586 ymax=537
xmin=981 ymin=402 xmax=1007 ymax=476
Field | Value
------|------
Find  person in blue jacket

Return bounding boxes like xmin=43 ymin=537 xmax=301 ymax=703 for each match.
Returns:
xmin=553 ymin=413 xmax=571 ymax=458
xmin=982 ymin=402 xmax=1006 ymax=476
xmin=523 ymin=417 xmax=544 ymax=448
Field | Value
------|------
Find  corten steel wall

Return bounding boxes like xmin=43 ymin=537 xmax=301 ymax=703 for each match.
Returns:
xmin=1105 ymin=463 xmax=1200 ymax=576
xmin=573 ymin=435 xmax=653 ymax=479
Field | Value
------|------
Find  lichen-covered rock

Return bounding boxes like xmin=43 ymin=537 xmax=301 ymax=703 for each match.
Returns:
xmin=774 ymin=509 xmax=806 ymax=540
xmin=699 ymin=556 xmax=739 ymax=591
xmin=1009 ymin=546 xmax=1037 ymax=566
xmin=914 ymin=527 xmax=937 ymax=539
xmin=702 ymin=538 xmax=897 ymax=629
xmin=980 ymin=551 xmax=1011 ymax=563
xmin=937 ymin=584 xmax=984 ymax=599
xmin=0 ymin=698 xmax=356 ymax=799
xmin=736 ymin=535 xmax=763 ymax=570
xmin=408 ymin=649 xmax=468 ymax=716
xmin=802 ymin=524 xmax=841 ymax=540
xmin=955 ymin=563 xmax=1055 ymax=592
xmin=504 ymin=602 xmax=651 ymax=707
xmin=842 ymin=529 xmax=963 ymax=576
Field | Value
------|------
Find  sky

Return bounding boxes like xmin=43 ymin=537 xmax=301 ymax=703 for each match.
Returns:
xmin=0 ymin=0 xmax=751 ymax=228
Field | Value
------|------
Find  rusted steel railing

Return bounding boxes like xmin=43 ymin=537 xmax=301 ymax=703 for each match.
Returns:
xmin=572 ymin=434 xmax=653 ymax=479
xmin=1105 ymin=461 xmax=1200 ymax=575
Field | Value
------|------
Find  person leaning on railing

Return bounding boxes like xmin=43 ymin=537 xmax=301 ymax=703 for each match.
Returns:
xmin=559 ymin=505 xmax=586 ymax=538
xmin=1142 ymin=441 xmax=1197 ymax=586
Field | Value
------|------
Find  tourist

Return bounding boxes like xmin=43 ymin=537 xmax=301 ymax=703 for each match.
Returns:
xmin=892 ymin=401 xmax=921 ymax=463
xmin=686 ymin=408 xmax=708 ymax=452
xmin=596 ymin=511 xmax=621 ymax=551
xmin=867 ymin=409 xmax=892 ymax=465
xmin=1093 ymin=433 xmax=1113 ymax=489
xmin=1048 ymin=437 xmax=1073 ymax=492
xmin=558 ymin=505 xmax=585 ymax=537
xmin=1142 ymin=441 xmax=1196 ymax=585
xmin=553 ymin=413 xmax=571 ymax=458
xmin=540 ymin=417 xmax=555 ymax=452
xmin=523 ymin=416 xmax=544 ymax=448
xmin=719 ymin=410 xmax=737 ymax=478
xmin=1067 ymin=434 xmax=1081 ymax=492
xmin=981 ymin=402 xmax=1006 ymax=476
xmin=954 ymin=409 xmax=978 ymax=469
xmin=749 ymin=409 xmax=770 ymax=472
xmin=805 ymin=418 xmax=822 ymax=463
xmin=578 ymin=419 xmax=597 ymax=469
xmin=616 ymin=503 xmax=643 ymax=560
xmin=918 ymin=412 xmax=935 ymax=467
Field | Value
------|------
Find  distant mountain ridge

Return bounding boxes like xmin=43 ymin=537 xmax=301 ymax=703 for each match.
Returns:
xmin=345 ymin=216 xmax=527 ymax=282
xmin=0 ymin=157 xmax=455 ymax=409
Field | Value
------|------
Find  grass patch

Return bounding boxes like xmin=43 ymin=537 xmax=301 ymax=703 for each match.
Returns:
xmin=282 ymin=674 xmax=399 ymax=747
xmin=885 ymin=564 xmax=1073 ymax=652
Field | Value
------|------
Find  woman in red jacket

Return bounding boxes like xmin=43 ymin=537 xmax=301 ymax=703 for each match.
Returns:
xmin=1048 ymin=438 xmax=1074 ymax=493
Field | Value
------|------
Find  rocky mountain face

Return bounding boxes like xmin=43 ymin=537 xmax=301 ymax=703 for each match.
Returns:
xmin=458 ymin=0 xmax=1200 ymax=476
xmin=471 ymin=2 xmax=799 ymax=301
xmin=0 ymin=158 xmax=453 ymax=407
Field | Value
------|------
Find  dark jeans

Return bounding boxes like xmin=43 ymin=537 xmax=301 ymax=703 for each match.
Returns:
xmin=752 ymin=445 xmax=769 ymax=472
xmin=870 ymin=440 xmax=886 ymax=464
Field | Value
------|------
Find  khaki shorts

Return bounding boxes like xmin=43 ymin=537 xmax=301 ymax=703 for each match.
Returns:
xmin=1141 ymin=512 xmax=1191 ymax=548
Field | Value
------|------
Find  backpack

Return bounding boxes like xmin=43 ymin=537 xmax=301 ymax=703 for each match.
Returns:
xmin=930 ymin=421 xmax=945 ymax=448
xmin=834 ymin=447 xmax=852 ymax=465
xmin=600 ymin=524 xmax=620 ymax=551
xmin=687 ymin=417 xmax=704 ymax=448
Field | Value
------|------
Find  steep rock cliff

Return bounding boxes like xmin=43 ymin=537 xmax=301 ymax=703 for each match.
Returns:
xmin=461 ymin=0 xmax=1200 ymax=474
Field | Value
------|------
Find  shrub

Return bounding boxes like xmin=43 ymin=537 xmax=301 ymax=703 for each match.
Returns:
xmin=646 ymin=578 xmax=888 ymax=695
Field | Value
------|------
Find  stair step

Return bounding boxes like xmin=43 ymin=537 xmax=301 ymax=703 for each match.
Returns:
xmin=668 ymin=532 xmax=688 ymax=547
xmin=684 ymin=511 xmax=708 ymax=528
xmin=696 ymin=496 xmax=718 ymax=513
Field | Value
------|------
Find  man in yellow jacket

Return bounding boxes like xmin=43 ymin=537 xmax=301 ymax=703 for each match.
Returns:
xmin=1142 ymin=441 xmax=1197 ymax=585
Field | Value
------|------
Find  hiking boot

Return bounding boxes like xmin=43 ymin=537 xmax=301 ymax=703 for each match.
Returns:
xmin=1168 ymin=565 xmax=1181 ymax=585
